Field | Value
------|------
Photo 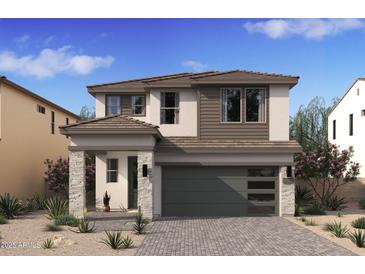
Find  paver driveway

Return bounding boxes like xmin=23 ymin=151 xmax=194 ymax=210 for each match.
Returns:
xmin=136 ymin=217 xmax=354 ymax=256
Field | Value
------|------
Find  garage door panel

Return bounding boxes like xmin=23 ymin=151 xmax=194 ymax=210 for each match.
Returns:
xmin=163 ymin=204 xmax=248 ymax=217
xmin=163 ymin=166 xmax=245 ymax=179
xmin=163 ymin=191 xmax=247 ymax=204
xmin=163 ymin=179 xmax=245 ymax=192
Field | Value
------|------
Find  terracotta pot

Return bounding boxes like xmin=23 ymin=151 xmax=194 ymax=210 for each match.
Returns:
xmin=103 ymin=206 xmax=110 ymax=212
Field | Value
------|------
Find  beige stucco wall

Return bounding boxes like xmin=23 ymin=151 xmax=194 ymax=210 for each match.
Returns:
xmin=0 ymin=82 xmax=77 ymax=199
xmin=269 ymin=85 xmax=290 ymax=141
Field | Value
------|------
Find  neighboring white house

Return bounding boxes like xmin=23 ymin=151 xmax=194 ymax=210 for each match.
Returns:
xmin=328 ymin=78 xmax=365 ymax=177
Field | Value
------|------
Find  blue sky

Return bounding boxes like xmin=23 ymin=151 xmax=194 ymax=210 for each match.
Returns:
xmin=0 ymin=18 xmax=364 ymax=115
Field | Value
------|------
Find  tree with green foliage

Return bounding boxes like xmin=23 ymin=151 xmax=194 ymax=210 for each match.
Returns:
xmin=290 ymin=96 xmax=339 ymax=152
xmin=79 ymin=105 xmax=95 ymax=122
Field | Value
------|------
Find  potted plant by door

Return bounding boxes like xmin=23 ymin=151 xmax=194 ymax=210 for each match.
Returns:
xmin=103 ymin=191 xmax=111 ymax=212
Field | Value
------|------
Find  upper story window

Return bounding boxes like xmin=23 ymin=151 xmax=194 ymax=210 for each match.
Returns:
xmin=333 ymin=120 xmax=336 ymax=140
xmin=245 ymin=88 xmax=266 ymax=122
xmin=106 ymin=158 xmax=118 ymax=183
xmin=51 ymin=111 xmax=55 ymax=135
xmin=349 ymin=113 xmax=353 ymax=136
xmin=221 ymin=88 xmax=241 ymax=122
xmin=160 ymin=92 xmax=179 ymax=124
xmin=37 ymin=104 xmax=45 ymax=114
xmin=131 ymin=95 xmax=145 ymax=115
xmin=106 ymin=95 xmax=121 ymax=115
xmin=361 ymin=109 xmax=365 ymax=116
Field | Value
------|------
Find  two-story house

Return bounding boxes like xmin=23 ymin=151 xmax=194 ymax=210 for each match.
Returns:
xmin=0 ymin=75 xmax=79 ymax=198
xmin=60 ymin=70 xmax=301 ymax=219
xmin=328 ymin=78 xmax=365 ymax=177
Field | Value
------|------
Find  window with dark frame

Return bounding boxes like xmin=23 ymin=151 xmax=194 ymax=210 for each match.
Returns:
xmin=106 ymin=95 xmax=121 ymax=115
xmin=51 ymin=111 xmax=55 ymax=134
xmin=160 ymin=92 xmax=179 ymax=124
xmin=361 ymin=109 xmax=365 ymax=116
xmin=333 ymin=120 xmax=336 ymax=140
xmin=131 ymin=95 xmax=145 ymax=115
xmin=66 ymin=118 xmax=69 ymax=125
xmin=37 ymin=104 xmax=46 ymax=114
xmin=349 ymin=114 xmax=353 ymax=136
xmin=246 ymin=88 xmax=266 ymax=122
xmin=107 ymin=159 xmax=118 ymax=183
xmin=221 ymin=88 xmax=241 ymax=122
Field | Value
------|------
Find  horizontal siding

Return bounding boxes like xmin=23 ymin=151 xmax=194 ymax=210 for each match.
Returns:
xmin=199 ymin=87 xmax=269 ymax=140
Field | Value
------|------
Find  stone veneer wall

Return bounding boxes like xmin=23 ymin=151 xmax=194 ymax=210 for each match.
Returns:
xmin=69 ymin=151 xmax=86 ymax=218
xmin=137 ymin=151 xmax=154 ymax=219
xmin=280 ymin=166 xmax=295 ymax=216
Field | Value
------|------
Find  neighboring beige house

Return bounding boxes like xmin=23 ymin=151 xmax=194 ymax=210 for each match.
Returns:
xmin=61 ymin=70 xmax=302 ymax=219
xmin=0 ymin=75 xmax=79 ymax=199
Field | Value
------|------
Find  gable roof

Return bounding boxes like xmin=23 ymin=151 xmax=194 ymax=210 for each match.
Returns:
xmin=87 ymin=70 xmax=299 ymax=95
xmin=328 ymin=78 xmax=365 ymax=116
xmin=60 ymin=114 xmax=162 ymax=138
xmin=0 ymin=76 xmax=79 ymax=119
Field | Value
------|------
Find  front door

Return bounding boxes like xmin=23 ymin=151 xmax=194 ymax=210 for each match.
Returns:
xmin=128 ymin=156 xmax=138 ymax=209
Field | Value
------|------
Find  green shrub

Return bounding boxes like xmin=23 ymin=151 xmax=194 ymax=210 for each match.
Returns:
xmin=304 ymin=203 xmax=326 ymax=215
xmin=54 ymin=214 xmax=78 ymax=227
xmin=298 ymin=217 xmax=307 ymax=222
xmin=336 ymin=211 xmax=344 ymax=218
xmin=322 ymin=195 xmax=347 ymax=211
xmin=295 ymin=186 xmax=313 ymax=216
xmin=101 ymin=231 xmax=124 ymax=249
xmin=45 ymin=223 xmax=63 ymax=232
xmin=348 ymin=229 xmax=365 ymax=247
xmin=359 ymin=198 xmax=365 ymax=209
xmin=25 ymin=194 xmax=46 ymax=211
xmin=134 ymin=206 xmax=149 ymax=234
xmin=78 ymin=219 xmax=95 ymax=233
xmin=121 ymin=235 xmax=134 ymax=248
xmin=325 ymin=221 xmax=349 ymax=238
xmin=0 ymin=193 xmax=24 ymax=219
xmin=42 ymin=238 xmax=54 ymax=249
xmin=44 ymin=197 xmax=68 ymax=219
xmin=304 ymin=219 xmax=317 ymax=226
xmin=0 ymin=215 xmax=8 ymax=224
xmin=351 ymin=217 xmax=365 ymax=229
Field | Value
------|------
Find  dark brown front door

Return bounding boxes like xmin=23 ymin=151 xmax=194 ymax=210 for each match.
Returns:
xmin=128 ymin=156 xmax=138 ymax=209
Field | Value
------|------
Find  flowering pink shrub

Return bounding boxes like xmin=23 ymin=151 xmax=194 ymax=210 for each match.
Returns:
xmin=44 ymin=155 xmax=95 ymax=197
xmin=295 ymin=143 xmax=360 ymax=203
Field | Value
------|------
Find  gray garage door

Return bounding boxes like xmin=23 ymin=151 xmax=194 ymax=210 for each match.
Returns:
xmin=162 ymin=166 xmax=278 ymax=217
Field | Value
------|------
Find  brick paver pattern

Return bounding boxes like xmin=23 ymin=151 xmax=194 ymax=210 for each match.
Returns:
xmin=136 ymin=217 xmax=354 ymax=256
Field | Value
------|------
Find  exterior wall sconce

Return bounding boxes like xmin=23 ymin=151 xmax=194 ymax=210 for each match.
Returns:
xmin=143 ymin=164 xmax=148 ymax=177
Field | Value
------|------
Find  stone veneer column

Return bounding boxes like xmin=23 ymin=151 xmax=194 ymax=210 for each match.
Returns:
xmin=137 ymin=151 xmax=154 ymax=220
xmin=279 ymin=166 xmax=295 ymax=216
xmin=69 ymin=151 xmax=86 ymax=219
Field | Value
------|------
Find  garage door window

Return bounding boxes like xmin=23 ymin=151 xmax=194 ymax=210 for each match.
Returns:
xmin=248 ymin=181 xmax=275 ymax=189
xmin=248 ymin=194 xmax=275 ymax=202
xmin=248 ymin=167 xmax=276 ymax=177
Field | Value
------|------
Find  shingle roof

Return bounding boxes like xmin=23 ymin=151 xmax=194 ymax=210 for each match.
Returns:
xmin=156 ymin=137 xmax=302 ymax=154
xmin=59 ymin=114 xmax=162 ymax=138
xmin=87 ymin=70 xmax=299 ymax=94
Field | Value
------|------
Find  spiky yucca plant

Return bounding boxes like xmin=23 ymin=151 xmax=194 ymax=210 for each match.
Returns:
xmin=0 ymin=193 xmax=23 ymax=219
xmin=348 ymin=229 xmax=365 ymax=247
xmin=325 ymin=221 xmax=349 ymax=238
xmin=351 ymin=217 xmax=365 ymax=229
xmin=44 ymin=197 xmax=68 ymax=219
xmin=42 ymin=238 xmax=54 ymax=249
xmin=134 ymin=206 xmax=149 ymax=234
xmin=121 ymin=235 xmax=134 ymax=248
xmin=78 ymin=219 xmax=95 ymax=233
xmin=101 ymin=231 xmax=124 ymax=249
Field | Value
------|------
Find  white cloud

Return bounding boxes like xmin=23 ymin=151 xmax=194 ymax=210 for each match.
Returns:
xmin=0 ymin=46 xmax=114 ymax=79
xmin=182 ymin=60 xmax=208 ymax=72
xmin=14 ymin=34 xmax=31 ymax=43
xmin=243 ymin=19 xmax=364 ymax=39
xmin=44 ymin=35 xmax=55 ymax=46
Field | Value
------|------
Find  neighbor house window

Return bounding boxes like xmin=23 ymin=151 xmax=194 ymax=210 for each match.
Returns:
xmin=361 ymin=109 xmax=365 ymax=116
xmin=221 ymin=88 xmax=241 ymax=122
xmin=106 ymin=95 xmax=121 ymax=115
xmin=107 ymin=159 xmax=118 ymax=183
xmin=245 ymin=88 xmax=266 ymax=122
xmin=333 ymin=120 xmax=336 ymax=140
xmin=66 ymin=118 xmax=69 ymax=125
xmin=131 ymin=95 xmax=145 ymax=115
xmin=160 ymin=92 xmax=179 ymax=124
xmin=37 ymin=104 xmax=45 ymax=114
xmin=51 ymin=111 xmax=55 ymax=134
xmin=349 ymin=114 xmax=353 ymax=136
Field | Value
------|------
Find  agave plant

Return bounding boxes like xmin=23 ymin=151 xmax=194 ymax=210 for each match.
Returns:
xmin=78 ymin=218 xmax=95 ymax=233
xmin=295 ymin=185 xmax=313 ymax=216
xmin=101 ymin=231 xmax=124 ymax=249
xmin=322 ymin=195 xmax=347 ymax=211
xmin=121 ymin=235 xmax=134 ymax=248
xmin=348 ymin=229 xmax=365 ymax=247
xmin=325 ymin=221 xmax=349 ymax=238
xmin=134 ymin=206 xmax=149 ymax=234
xmin=351 ymin=217 xmax=365 ymax=229
xmin=0 ymin=193 xmax=24 ymax=219
xmin=44 ymin=197 xmax=68 ymax=219
xmin=42 ymin=238 xmax=54 ymax=249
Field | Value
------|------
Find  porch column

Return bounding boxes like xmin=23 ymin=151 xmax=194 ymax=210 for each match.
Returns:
xmin=137 ymin=151 xmax=154 ymax=219
xmin=69 ymin=150 xmax=86 ymax=219
xmin=279 ymin=166 xmax=295 ymax=216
